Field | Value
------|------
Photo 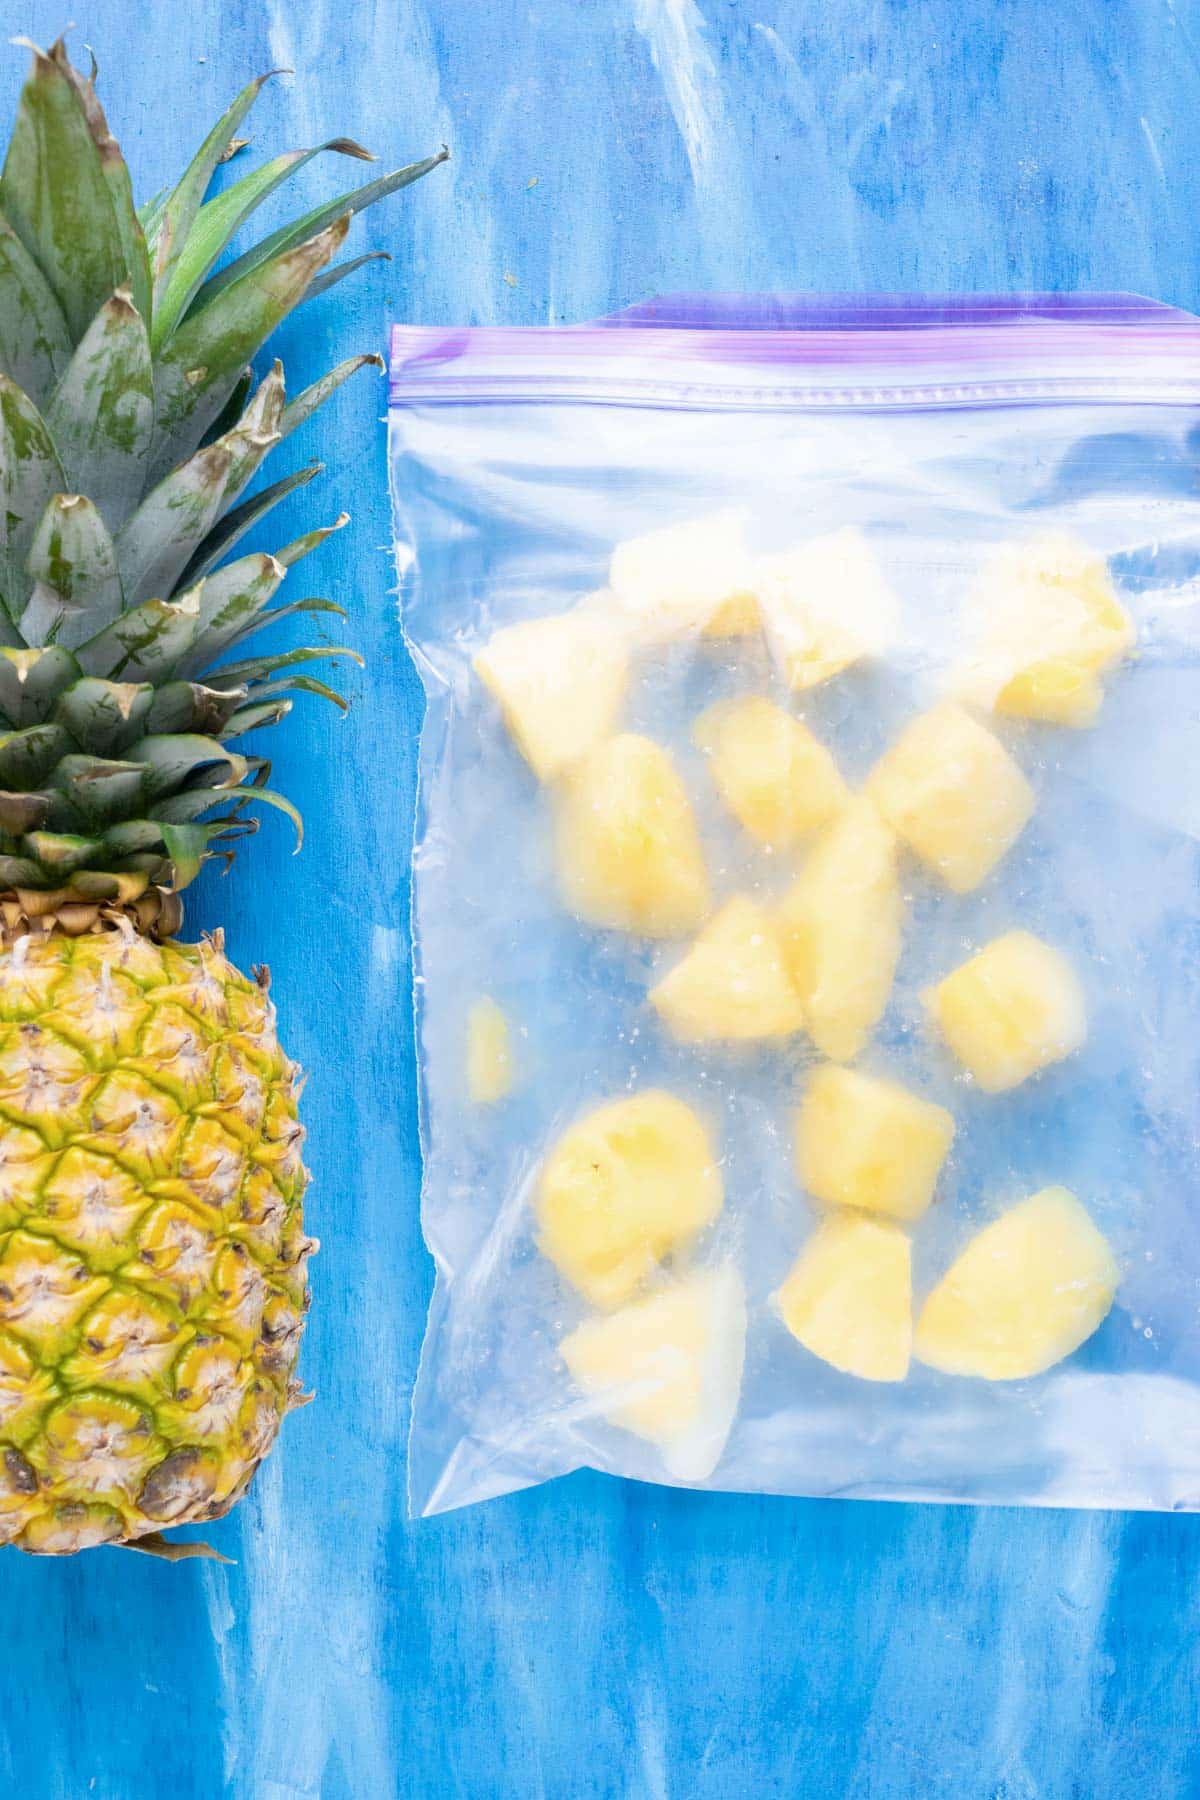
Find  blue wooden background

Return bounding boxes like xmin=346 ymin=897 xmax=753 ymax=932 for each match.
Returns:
xmin=3 ymin=3 xmax=1200 ymax=1796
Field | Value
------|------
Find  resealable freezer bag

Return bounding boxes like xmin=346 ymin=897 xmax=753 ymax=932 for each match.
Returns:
xmin=389 ymin=294 xmax=1200 ymax=1517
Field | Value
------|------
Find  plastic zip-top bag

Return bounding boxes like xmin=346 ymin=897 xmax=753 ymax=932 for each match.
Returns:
xmin=389 ymin=294 xmax=1200 ymax=1517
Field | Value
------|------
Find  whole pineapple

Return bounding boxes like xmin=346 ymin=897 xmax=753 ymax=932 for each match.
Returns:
xmin=0 ymin=40 xmax=443 ymax=1554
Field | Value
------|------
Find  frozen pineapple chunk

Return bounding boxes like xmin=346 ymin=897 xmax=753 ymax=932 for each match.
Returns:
xmin=609 ymin=509 xmax=757 ymax=641
xmin=757 ymin=527 xmax=898 ymax=690
xmin=776 ymin=797 xmax=903 ymax=1062
xmin=796 ymin=1064 xmax=955 ymax=1223
xmin=963 ymin=533 xmax=1134 ymax=726
xmin=466 ymin=997 xmax=515 ymax=1104
xmin=777 ymin=1213 xmax=911 ymax=1382
xmin=915 ymin=1187 xmax=1119 ymax=1379
xmin=537 ymin=1091 xmax=723 ymax=1309
xmin=554 ymin=733 xmax=709 ymax=938
xmin=560 ymin=1266 xmax=746 ymax=1479
xmin=650 ymin=897 xmax=807 ymax=1042
xmin=926 ymin=931 xmax=1086 ymax=1094
xmin=474 ymin=605 xmax=629 ymax=781
xmin=866 ymin=703 xmax=1034 ymax=893
xmin=693 ymin=696 xmax=847 ymax=849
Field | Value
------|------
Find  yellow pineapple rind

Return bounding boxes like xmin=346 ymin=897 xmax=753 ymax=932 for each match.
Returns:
xmin=0 ymin=930 xmax=311 ymax=1553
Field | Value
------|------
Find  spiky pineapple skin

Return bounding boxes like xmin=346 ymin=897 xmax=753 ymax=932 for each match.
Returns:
xmin=0 ymin=927 xmax=309 ymax=1553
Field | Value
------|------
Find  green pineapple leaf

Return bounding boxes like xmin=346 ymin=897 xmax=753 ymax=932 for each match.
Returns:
xmin=195 ymin=149 xmax=447 ymax=311
xmin=76 ymin=590 xmax=202 ymax=683
xmin=151 ymin=139 xmax=375 ymax=352
xmin=0 ymin=215 xmax=72 ymax=403
xmin=150 ymin=212 xmax=349 ymax=478
xmin=150 ymin=69 xmax=280 ymax=318
xmin=43 ymin=287 xmax=154 ymax=525
xmin=1 ymin=40 xmax=131 ymax=340
xmin=50 ymin=754 xmax=148 ymax=827
xmin=176 ymin=463 xmax=322 ymax=588
xmin=303 ymin=252 xmax=389 ymax=305
xmin=0 ymin=376 xmax=66 ymax=612
xmin=22 ymin=494 xmax=124 ymax=649
xmin=53 ymin=677 xmax=155 ymax=754
xmin=115 ymin=442 xmax=234 ymax=606
xmin=278 ymin=354 xmax=383 ymax=440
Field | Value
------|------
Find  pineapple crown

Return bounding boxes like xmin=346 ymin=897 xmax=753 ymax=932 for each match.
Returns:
xmin=0 ymin=37 xmax=445 ymax=920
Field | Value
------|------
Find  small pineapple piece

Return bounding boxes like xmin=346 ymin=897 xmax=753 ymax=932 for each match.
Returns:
xmin=466 ymin=997 xmax=515 ymax=1104
xmin=704 ymin=592 xmax=762 ymax=638
xmin=560 ymin=1266 xmax=746 ymax=1479
xmin=473 ymin=606 xmax=628 ymax=781
xmin=866 ymin=703 xmax=1034 ymax=893
xmin=537 ymin=1091 xmax=723 ymax=1309
xmin=995 ymin=659 xmax=1103 ymax=729
xmin=650 ymin=896 xmax=807 ymax=1042
xmin=796 ymin=1064 xmax=955 ymax=1223
xmin=926 ymin=931 xmax=1086 ymax=1094
xmin=609 ymin=509 xmax=757 ymax=641
xmin=757 ymin=527 xmax=898 ymax=690
xmin=554 ymin=733 xmax=709 ymax=938
xmin=777 ymin=1213 xmax=911 ymax=1382
xmin=965 ymin=533 xmax=1134 ymax=726
xmin=693 ymin=696 xmax=847 ymax=849
xmin=914 ymin=1187 xmax=1119 ymax=1379
xmin=776 ymin=797 xmax=903 ymax=1062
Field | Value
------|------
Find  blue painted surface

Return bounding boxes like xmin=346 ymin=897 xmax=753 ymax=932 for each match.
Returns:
xmin=2 ymin=2 xmax=1200 ymax=1795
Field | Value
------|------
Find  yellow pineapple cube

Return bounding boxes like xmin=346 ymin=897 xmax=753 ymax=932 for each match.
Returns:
xmin=703 ymin=592 xmax=762 ymax=638
xmin=473 ymin=605 xmax=628 ymax=782
xmin=609 ymin=509 xmax=757 ymax=641
xmin=554 ymin=733 xmax=709 ymax=938
xmin=537 ymin=1090 xmax=723 ymax=1309
xmin=757 ymin=527 xmax=898 ymax=690
xmin=466 ymin=997 xmax=515 ymax=1105
xmin=926 ymin=930 xmax=1086 ymax=1093
xmin=776 ymin=797 xmax=903 ymax=1062
xmin=796 ymin=1064 xmax=955 ymax=1223
xmin=914 ymin=1187 xmax=1119 ymax=1379
xmin=560 ymin=1266 xmax=746 ymax=1479
xmin=777 ymin=1213 xmax=911 ymax=1382
xmin=693 ymin=696 xmax=847 ymax=849
xmin=650 ymin=896 xmax=807 ymax=1042
xmin=866 ymin=702 xmax=1034 ymax=893
xmin=963 ymin=533 xmax=1134 ymax=726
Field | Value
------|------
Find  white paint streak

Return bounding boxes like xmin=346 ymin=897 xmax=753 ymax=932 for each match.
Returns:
xmin=1140 ymin=115 xmax=1167 ymax=185
xmin=633 ymin=0 xmax=720 ymax=183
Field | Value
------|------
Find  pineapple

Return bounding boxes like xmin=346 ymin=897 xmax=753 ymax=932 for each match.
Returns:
xmin=756 ymin=527 xmax=898 ymax=691
xmin=473 ymin=604 xmax=628 ymax=782
xmin=776 ymin=796 xmax=903 ymax=1062
xmin=776 ymin=1212 xmax=912 ymax=1382
xmin=649 ymin=895 xmax=807 ymax=1042
xmin=608 ymin=509 xmax=757 ymax=641
xmin=692 ymin=695 xmax=847 ymax=850
xmin=536 ymin=1090 xmax=723 ymax=1309
xmin=0 ymin=41 xmax=444 ymax=1552
xmin=559 ymin=1265 xmax=746 ymax=1480
xmin=925 ymin=930 xmax=1087 ymax=1093
xmin=962 ymin=533 xmax=1134 ymax=726
xmin=796 ymin=1064 xmax=955 ymax=1223
xmin=866 ymin=703 xmax=1035 ymax=893
xmin=914 ymin=1187 xmax=1119 ymax=1379
xmin=553 ymin=733 xmax=709 ymax=938
xmin=466 ymin=997 xmax=515 ymax=1105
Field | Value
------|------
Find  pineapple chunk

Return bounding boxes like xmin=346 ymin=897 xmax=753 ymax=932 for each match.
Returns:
xmin=926 ymin=930 xmax=1086 ymax=1094
xmin=915 ymin=1187 xmax=1119 ymax=1379
xmin=777 ymin=1213 xmax=911 ymax=1382
xmin=796 ymin=1064 xmax=955 ymax=1223
xmin=609 ymin=509 xmax=757 ymax=641
xmin=537 ymin=1090 xmax=723 ymax=1309
xmin=964 ymin=533 xmax=1134 ymax=725
xmin=757 ymin=527 xmax=898 ymax=690
xmin=693 ymin=696 xmax=847 ymax=849
xmin=466 ymin=997 xmax=515 ymax=1105
xmin=704 ymin=592 xmax=762 ymax=638
xmin=473 ymin=605 xmax=628 ymax=781
xmin=554 ymin=733 xmax=709 ymax=938
xmin=560 ymin=1266 xmax=746 ymax=1479
xmin=650 ymin=896 xmax=807 ymax=1042
xmin=866 ymin=702 xmax=1034 ymax=893
xmin=776 ymin=797 xmax=903 ymax=1062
